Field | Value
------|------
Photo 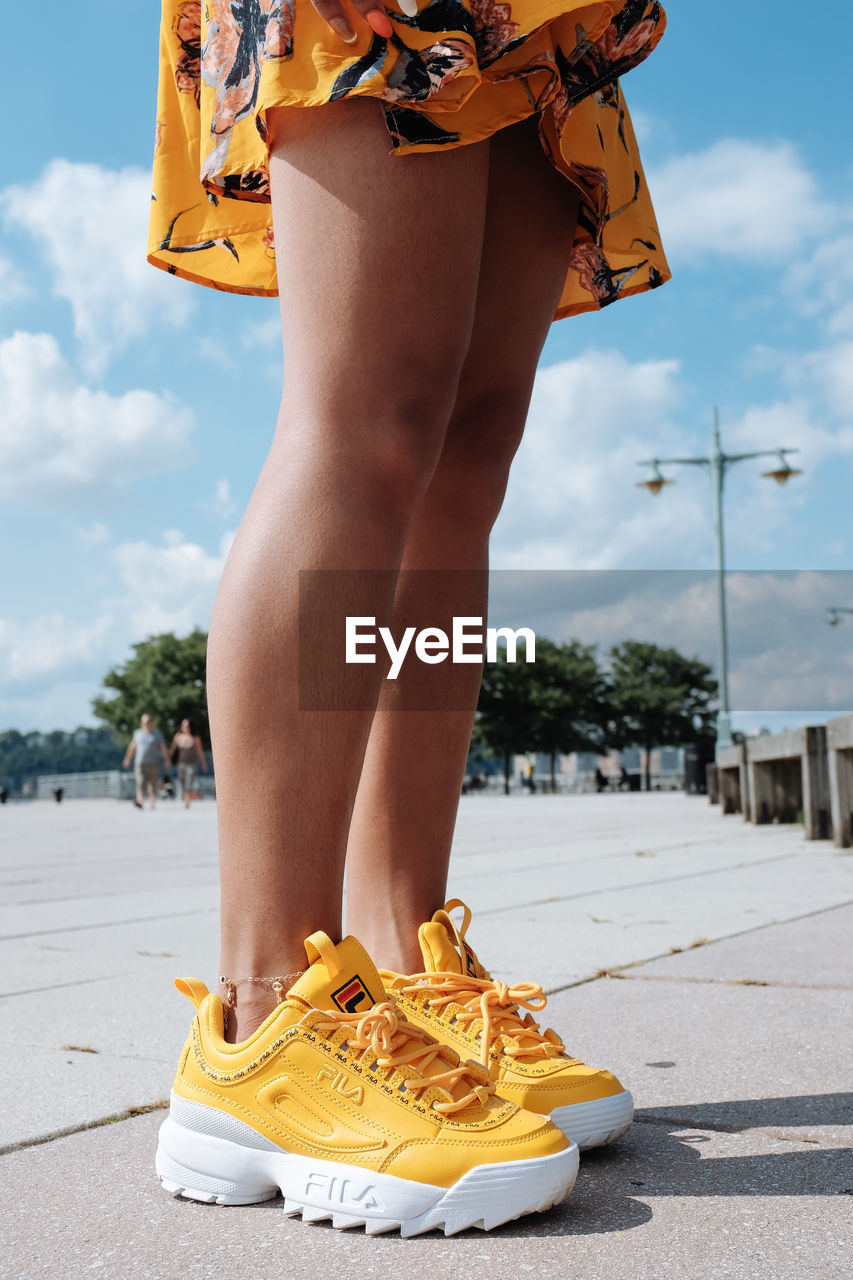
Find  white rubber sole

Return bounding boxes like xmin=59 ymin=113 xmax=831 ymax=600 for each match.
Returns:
xmin=550 ymin=1089 xmax=634 ymax=1150
xmin=156 ymin=1095 xmax=579 ymax=1236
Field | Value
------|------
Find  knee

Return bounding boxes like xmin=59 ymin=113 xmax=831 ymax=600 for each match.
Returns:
xmin=276 ymin=379 xmax=459 ymax=525
xmin=427 ymin=386 xmax=532 ymax=533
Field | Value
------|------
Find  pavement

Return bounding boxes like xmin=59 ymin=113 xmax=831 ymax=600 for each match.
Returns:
xmin=1 ymin=792 xmax=852 ymax=1278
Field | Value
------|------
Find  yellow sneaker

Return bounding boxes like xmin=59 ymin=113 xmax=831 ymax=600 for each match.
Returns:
xmin=156 ymin=929 xmax=578 ymax=1235
xmin=380 ymin=901 xmax=634 ymax=1151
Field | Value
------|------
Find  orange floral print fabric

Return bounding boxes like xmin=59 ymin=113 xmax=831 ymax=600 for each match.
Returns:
xmin=148 ymin=0 xmax=671 ymax=321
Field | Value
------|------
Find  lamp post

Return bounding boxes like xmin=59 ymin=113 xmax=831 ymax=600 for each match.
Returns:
xmin=827 ymin=608 xmax=853 ymax=628
xmin=637 ymin=407 xmax=801 ymax=754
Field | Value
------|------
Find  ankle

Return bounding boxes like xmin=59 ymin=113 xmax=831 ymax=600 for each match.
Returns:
xmin=222 ymin=991 xmax=279 ymax=1043
xmin=348 ymin=910 xmax=429 ymax=975
xmin=217 ymin=970 xmax=305 ymax=1044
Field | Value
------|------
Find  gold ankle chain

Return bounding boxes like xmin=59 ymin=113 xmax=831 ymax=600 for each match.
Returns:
xmin=218 ymin=972 xmax=304 ymax=1032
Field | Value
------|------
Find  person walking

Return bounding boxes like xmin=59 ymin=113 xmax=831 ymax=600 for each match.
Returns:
xmin=123 ymin=713 xmax=170 ymax=810
xmin=169 ymin=719 xmax=208 ymax=809
xmin=148 ymin=0 xmax=670 ymax=1233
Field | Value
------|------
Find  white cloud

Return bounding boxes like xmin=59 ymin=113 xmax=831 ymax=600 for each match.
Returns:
xmin=0 ymin=251 xmax=30 ymax=308
xmin=0 ymin=527 xmax=233 ymax=724
xmin=492 ymin=350 xmax=706 ymax=569
xmin=728 ymin=397 xmax=853 ymax=471
xmin=0 ymin=330 xmax=195 ymax=502
xmin=0 ymin=612 xmax=113 ymax=682
xmin=649 ymin=139 xmax=833 ymax=263
xmin=492 ymin=569 xmax=853 ymax=717
xmin=111 ymin=529 xmax=233 ymax=635
xmin=492 ymin=337 xmax=853 ymax=573
xmin=241 ymin=312 xmax=281 ymax=348
xmin=1 ymin=160 xmax=194 ymax=373
xmin=207 ymin=477 xmax=237 ymax=519
xmin=77 ymin=521 xmax=110 ymax=546
xmin=786 ymin=232 xmax=853 ymax=335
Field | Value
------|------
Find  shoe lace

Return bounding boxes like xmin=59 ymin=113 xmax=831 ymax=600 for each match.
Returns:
xmin=312 ymin=999 xmax=494 ymax=1115
xmin=400 ymin=974 xmax=574 ymax=1068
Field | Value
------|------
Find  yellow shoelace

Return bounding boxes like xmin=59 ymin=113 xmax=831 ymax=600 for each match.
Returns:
xmin=400 ymin=974 xmax=573 ymax=1067
xmin=313 ymin=999 xmax=494 ymax=1115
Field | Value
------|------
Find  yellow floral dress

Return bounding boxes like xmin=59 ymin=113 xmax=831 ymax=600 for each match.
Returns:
xmin=148 ymin=0 xmax=670 ymax=321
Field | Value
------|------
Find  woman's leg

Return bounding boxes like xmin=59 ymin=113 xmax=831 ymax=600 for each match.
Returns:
xmin=209 ymin=96 xmax=490 ymax=1039
xmin=345 ymin=115 xmax=581 ymax=971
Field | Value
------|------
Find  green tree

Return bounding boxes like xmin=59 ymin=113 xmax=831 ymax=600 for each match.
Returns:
xmin=0 ymin=726 xmax=122 ymax=790
xmin=475 ymin=638 xmax=611 ymax=793
xmin=474 ymin=648 xmax=540 ymax=794
xmin=607 ymin=641 xmax=717 ymax=791
xmin=527 ymin=640 xmax=609 ymax=791
xmin=92 ymin=629 xmax=210 ymax=746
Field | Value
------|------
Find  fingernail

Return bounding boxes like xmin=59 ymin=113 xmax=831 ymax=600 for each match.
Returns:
xmin=365 ymin=7 xmax=394 ymax=37
xmin=330 ymin=17 xmax=359 ymax=42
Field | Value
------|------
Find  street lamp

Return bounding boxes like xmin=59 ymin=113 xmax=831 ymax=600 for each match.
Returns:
xmin=637 ymin=406 xmax=801 ymax=754
xmin=827 ymin=607 xmax=853 ymax=628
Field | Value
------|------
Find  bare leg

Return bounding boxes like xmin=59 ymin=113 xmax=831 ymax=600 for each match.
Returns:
xmin=208 ymin=97 xmax=490 ymax=1039
xmin=346 ymin=115 xmax=581 ymax=970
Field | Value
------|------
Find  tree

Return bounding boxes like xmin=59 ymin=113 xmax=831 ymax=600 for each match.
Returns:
xmin=475 ymin=639 xmax=611 ymax=793
xmin=607 ymin=641 xmax=717 ymax=791
xmin=0 ymin=726 xmax=122 ymax=790
xmin=526 ymin=640 xmax=610 ymax=791
xmin=474 ymin=649 xmax=540 ymax=794
xmin=92 ymin=629 xmax=210 ymax=745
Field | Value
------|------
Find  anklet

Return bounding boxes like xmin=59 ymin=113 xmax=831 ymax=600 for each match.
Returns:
xmin=218 ymin=973 xmax=304 ymax=1033
xmin=218 ymin=972 xmax=305 ymax=1009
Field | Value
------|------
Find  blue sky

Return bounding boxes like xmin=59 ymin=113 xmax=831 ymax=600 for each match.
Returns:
xmin=1 ymin=1 xmax=852 ymax=730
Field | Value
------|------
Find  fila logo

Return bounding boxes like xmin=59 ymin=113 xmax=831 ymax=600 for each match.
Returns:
xmin=305 ymin=1171 xmax=384 ymax=1212
xmin=330 ymin=974 xmax=375 ymax=1014
xmin=317 ymin=1064 xmax=364 ymax=1104
xmin=462 ymin=942 xmax=478 ymax=977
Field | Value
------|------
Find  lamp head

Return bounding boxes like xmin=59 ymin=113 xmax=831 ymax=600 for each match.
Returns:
xmin=762 ymin=449 xmax=802 ymax=486
xmin=636 ymin=463 xmax=673 ymax=496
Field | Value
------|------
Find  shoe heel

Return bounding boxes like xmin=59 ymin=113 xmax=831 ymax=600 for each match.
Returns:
xmin=155 ymin=1116 xmax=279 ymax=1206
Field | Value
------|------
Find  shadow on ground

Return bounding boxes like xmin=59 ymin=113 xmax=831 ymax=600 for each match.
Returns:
xmin=638 ymin=1091 xmax=853 ymax=1134
xmin=211 ymin=1093 xmax=853 ymax=1244
xmin=489 ymin=1093 xmax=853 ymax=1239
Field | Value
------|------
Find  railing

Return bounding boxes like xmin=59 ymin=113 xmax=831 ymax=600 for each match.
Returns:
xmin=34 ymin=770 xmax=217 ymax=800
xmin=462 ymin=771 xmax=684 ymax=796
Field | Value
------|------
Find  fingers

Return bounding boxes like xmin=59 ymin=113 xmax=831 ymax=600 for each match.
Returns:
xmin=311 ymin=0 xmax=396 ymax=44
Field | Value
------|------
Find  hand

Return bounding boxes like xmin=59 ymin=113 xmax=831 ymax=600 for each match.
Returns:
xmin=311 ymin=0 xmax=410 ymax=45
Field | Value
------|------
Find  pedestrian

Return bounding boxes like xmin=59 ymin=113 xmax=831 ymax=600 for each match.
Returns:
xmin=169 ymin=719 xmax=208 ymax=809
xmin=123 ymin=713 xmax=170 ymax=811
xmin=147 ymin=0 xmax=669 ymax=1232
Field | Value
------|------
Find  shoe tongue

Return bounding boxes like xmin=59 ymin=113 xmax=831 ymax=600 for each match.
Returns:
xmin=418 ymin=900 xmax=486 ymax=978
xmin=289 ymin=932 xmax=386 ymax=1015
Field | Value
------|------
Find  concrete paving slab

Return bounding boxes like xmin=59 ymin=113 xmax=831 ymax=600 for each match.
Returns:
xmin=0 ymin=911 xmax=219 ymax=998
xmin=546 ymin=975 xmax=853 ymax=1147
xmin=621 ymin=902 xmax=853 ymax=988
xmin=2 ymin=793 xmax=852 ymax=1275
xmin=451 ymin=847 xmax=853 ymax=989
xmin=2 ymin=1112 xmax=850 ymax=1280
xmin=3 ymin=794 xmax=853 ymax=1145
xmin=1 ymin=1046 xmax=169 ymax=1151
xmin=0 ymin=887 xmax=220 ymax=944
